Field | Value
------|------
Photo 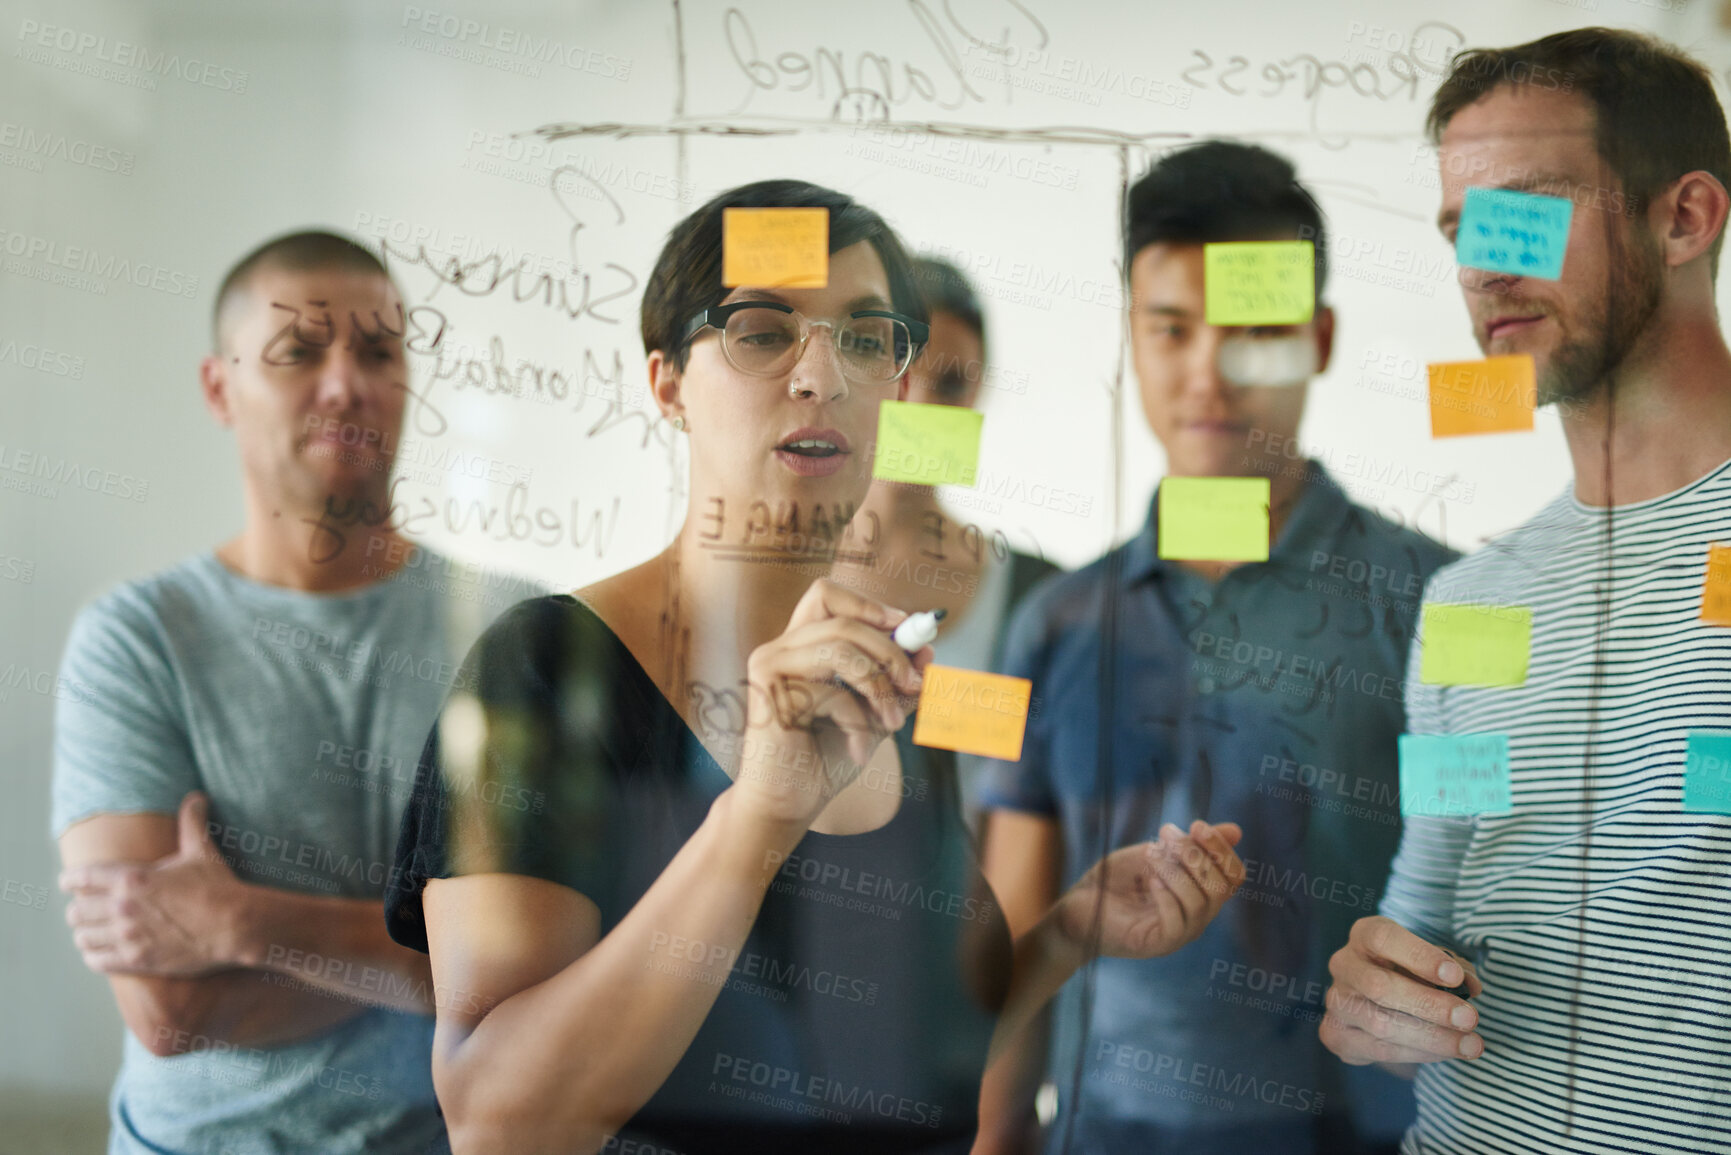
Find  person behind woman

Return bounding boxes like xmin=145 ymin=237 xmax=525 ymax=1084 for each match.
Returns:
xmin=833 ymin=257 xmax=1060 ymax=677
xmin=385 ymin=179 xmax=1246 ymax=1155
xmin=831 ymin=257 xmax=1062 ymax=829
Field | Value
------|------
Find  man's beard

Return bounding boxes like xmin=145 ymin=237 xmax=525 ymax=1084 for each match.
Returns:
xmin=284 ymin=447 xmax=394 ymax=516
xmin=1537 ymin=224 xmax=1664 ymax=407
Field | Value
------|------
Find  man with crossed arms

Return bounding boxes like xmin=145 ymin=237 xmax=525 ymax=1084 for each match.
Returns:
xmin=53 ymin=230 xmax=537 ymax=1153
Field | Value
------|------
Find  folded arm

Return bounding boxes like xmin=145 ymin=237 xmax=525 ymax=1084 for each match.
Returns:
xmin=59 ymin=797 xmax=434 ymax=1056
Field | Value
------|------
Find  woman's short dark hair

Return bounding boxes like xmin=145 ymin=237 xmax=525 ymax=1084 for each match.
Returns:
xmin=1123 ymin=140 xmax=1328 ymax=300
xmin=1426 ymin=27 xmax=1731 ymax=276
xmin=640 ymin=180 xmax=926 ymax=368
xmin=910 ymin=257 xmax=986 ymax=356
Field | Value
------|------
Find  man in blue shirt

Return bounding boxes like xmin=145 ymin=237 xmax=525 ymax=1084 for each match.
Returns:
xmin=974 ymin=142 xmax=1456 ymax=1155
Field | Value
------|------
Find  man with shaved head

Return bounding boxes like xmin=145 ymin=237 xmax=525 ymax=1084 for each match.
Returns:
xmin=51 ymin=231 xmax=538 ymax=1153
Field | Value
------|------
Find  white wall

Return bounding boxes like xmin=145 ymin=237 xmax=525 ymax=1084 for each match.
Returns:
xmin=0 ymin=0 xmax=1713 ymax=1109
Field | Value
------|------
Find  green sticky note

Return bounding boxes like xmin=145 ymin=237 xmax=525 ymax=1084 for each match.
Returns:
xmin=1399 ymin=733 xmax=1512 ymax=818
xmin=1420 ymin=603 xmax=1532 ymax=687
xmin=872 ymin=400 xmax=983 ymax=488
xmin=1682 ymin=731 xmax=1731 ymax=814
xmin=1203 ymin=241 xmax=1315 ymax=326
xmin=1157 ymin=477 xmax=1270 ymax=562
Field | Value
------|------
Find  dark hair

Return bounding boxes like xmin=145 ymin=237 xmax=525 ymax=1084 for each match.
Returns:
xmin=640 ymin=180 xmax=926 ymax=368
xmin=910 ymin=257 xmax=986 ymax=355
xmin=1427 ymin=27 xmax=1731 ymax=276
xmin=212 ymin=230 xmax=393 ymax=350
xmin=1123 ymin=140 xmax=1328 ymax=299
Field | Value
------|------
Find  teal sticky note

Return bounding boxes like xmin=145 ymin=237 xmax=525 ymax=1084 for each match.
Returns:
xmin=1399 ymin=733 xmax=1512 ymax=818
xmin=1456 ymin=188 xmax=1573 ymax=280
xmin=1683 ymin=731 xmax=1731 ymax=814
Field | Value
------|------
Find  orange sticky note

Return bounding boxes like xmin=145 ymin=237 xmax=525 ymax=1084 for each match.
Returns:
xmin=722 ymin=207 xmax=828 ymax=288
xmin=912 ymin=664 xmax=1032 ymax=761
xmin=1702 ymin=543 xmax=1731 ymax=626
xmin=1427 ymin=355 xmax=1536 ymax=437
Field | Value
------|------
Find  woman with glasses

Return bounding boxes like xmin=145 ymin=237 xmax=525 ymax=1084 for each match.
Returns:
xmin=385 ymin=180 xmax=1245 ymax=1155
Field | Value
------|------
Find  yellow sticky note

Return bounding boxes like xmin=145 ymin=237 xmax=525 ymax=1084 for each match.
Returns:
xmin=1203 ymin=241 xmax=1315 ymax=326
xmin=722 ymin=207 xmax=828 ymax=288
xmin=912 ymin=664 xmax=1032 ymax=761
xmin=1420 ymin=604 xmax=1532 ymax=687
xmin=1428 ymin=356 xmax=1536 ymax=437
xmin=1702 ymin=543 xmax=1731 ymax=626
xmin=1157 ymin=477 xmax=1270 ymax=562
xmin=872 ymin=400 xmax=983 ymax=488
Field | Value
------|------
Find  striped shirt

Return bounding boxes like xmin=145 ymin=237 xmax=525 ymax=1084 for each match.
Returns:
xmin=1381 ymin=454 xmax=1731 ymax=1155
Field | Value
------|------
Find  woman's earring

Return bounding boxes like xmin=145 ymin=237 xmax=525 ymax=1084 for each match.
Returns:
xmin=671 ymin=415 xmax=686 ymax=432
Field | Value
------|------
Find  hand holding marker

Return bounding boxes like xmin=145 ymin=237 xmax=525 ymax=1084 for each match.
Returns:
xmin=822 ymin=609 xmax=943 ymax=720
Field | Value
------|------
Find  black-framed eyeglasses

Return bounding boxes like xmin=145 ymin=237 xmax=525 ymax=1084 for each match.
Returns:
xmin=681 ymin=301 xmax=929 ymax=384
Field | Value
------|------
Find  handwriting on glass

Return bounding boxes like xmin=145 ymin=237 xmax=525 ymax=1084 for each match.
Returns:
xmin=308 ymin=477 xmax=621 ymax=563
xmin=1180 ymin=22 xmax=1464 ymax=138
xmin=722 ymin=0 xmax=1049 ymax=119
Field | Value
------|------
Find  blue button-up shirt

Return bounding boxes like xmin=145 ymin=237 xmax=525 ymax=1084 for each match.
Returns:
xmin=980 ymin=465 xmax=1457 ymax=1150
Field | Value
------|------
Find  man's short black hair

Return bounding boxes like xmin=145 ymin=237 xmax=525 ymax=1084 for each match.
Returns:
xmin=910 ymin=257 xmax=985 ymax=355
xmin=212 ymin=230 xmax=393 ymax=351
xmin=640 ymin=180 xmax=926 ymax=369
xmin=1123 ymin=141 xmax=1328 ymax=299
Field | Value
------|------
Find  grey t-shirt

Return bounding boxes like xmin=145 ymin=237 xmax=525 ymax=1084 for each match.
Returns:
xmin=52 ymin=547 xmax=542 ymax=1155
